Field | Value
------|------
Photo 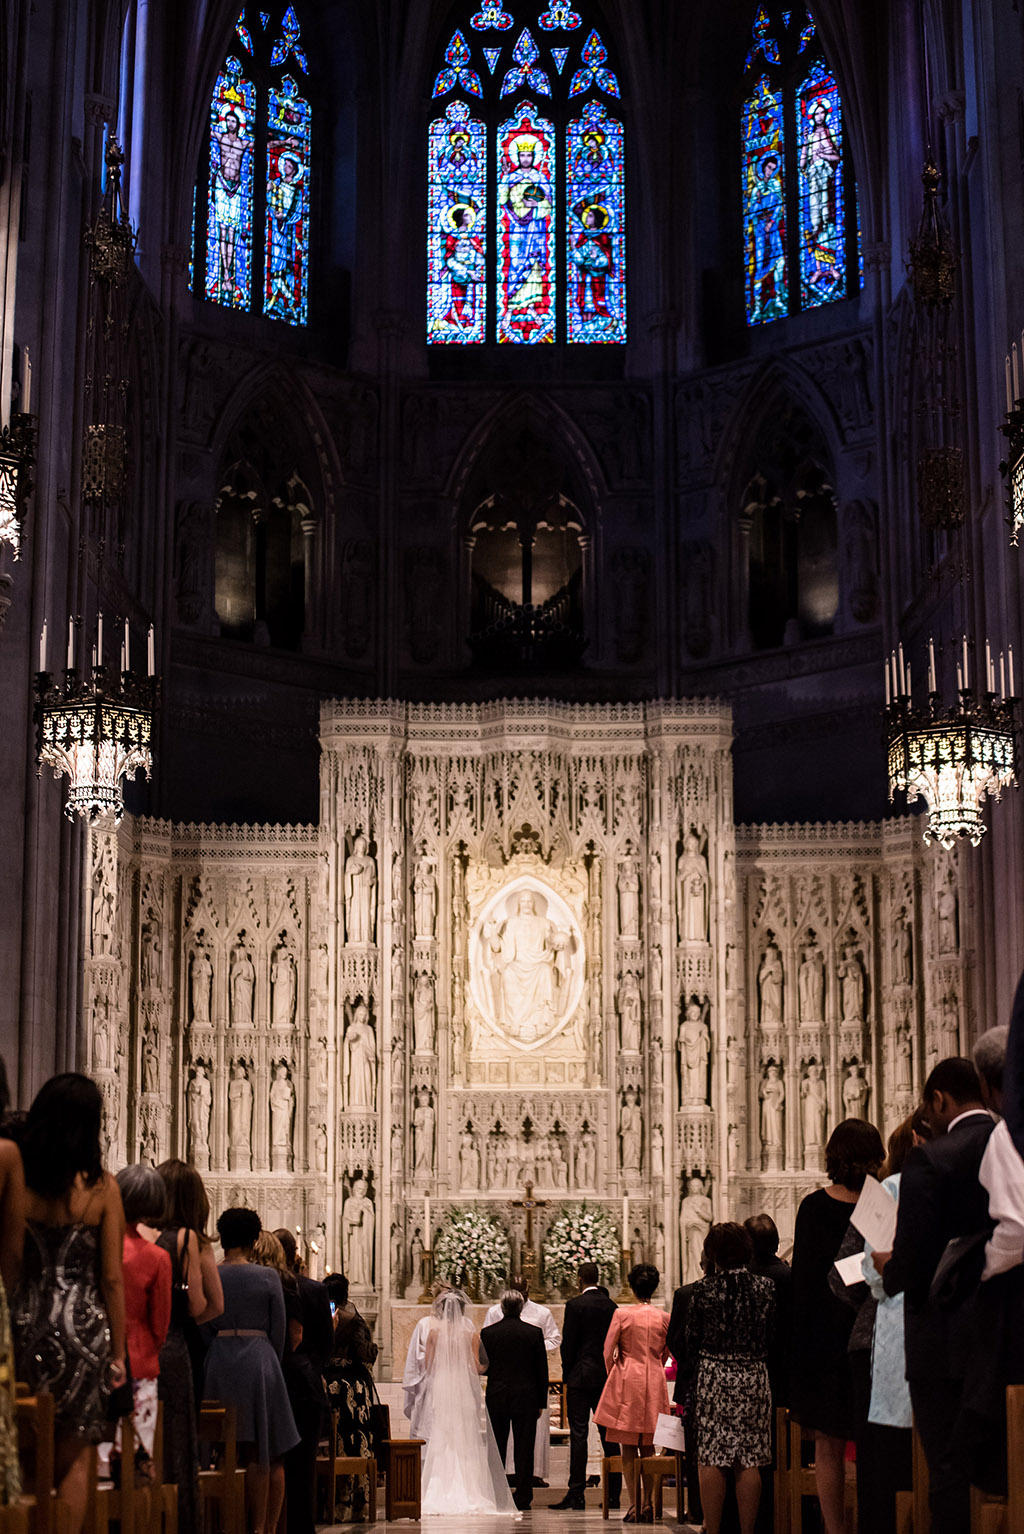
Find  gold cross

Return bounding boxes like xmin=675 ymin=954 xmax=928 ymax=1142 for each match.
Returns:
xmin=512 ymin=1180 xmax=547 ymax=1252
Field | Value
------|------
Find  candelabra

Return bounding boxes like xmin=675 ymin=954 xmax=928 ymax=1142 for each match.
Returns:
xmin=0 ymin=410 xmax=38 ymax=557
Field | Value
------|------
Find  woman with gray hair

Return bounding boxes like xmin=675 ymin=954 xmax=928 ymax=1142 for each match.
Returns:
xmin=109 ymin=1165 xmax=172 ymax=1478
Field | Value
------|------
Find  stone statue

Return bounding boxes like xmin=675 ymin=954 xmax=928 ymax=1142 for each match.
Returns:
xmin=651 ymin=1122 xmax=665 ymax=1182
xmin=843 ymin=1062 xmax=869 ymax=1118
xmin=727 ymin=1122 xmax=740 ymax=1173
xmin=141 ymin=922 xmax=160 ymax=991
xmin=681 ymin=1176 xmax=713 ymax=1283
xmin=758 ymin=941 xmax=783 ymax=1026
xmin=892 ymin=908 xmax=912 ymax=985
xmin=410 ymin=1228 xmax=424 ymax=1275
xmin=341 ymin=1178 xmax=375 ymax=1286
xmin=650 ymin=945 xmax=663 ymax=995
xmin=620 ymin=1087 xmax=642 ymax=1176
xmin=390 ymin=1222 xmax=404 ymax=1296
xmin=798 ymin=940 xmax=824 ymax=1022
xmin=142 ymin=1030 xmax=159 ymax=1094
xmin=895 ymin=1026 xmax=913 ymax=1091
xmin=678 ymin=997 xmax=710 ymax=1104
xmin=344 ymin=835 xmax=377 ymax=946
xmin=412 ymin=972 xmax=436 ymax=1054
xmin=485 ymin=1132 xmax=498 ymax=1189
xmin=270 ymin=1063 xmax=295 ymax=1171
xmin=390 ymin=1122 xmax=403 ymax=1182
xmin=187 ymin=1065 xmax=212 ymax=1169
xmin=343 ymin=1002 xmax=377 ymax=1109
xmin=759 ymin=1064 xmax=785 ymax=1151
xmin=459 ymin=1127 xmax=481 ymax=1188
xmin=91 ymin=865 xmax=115 ymax=955
xmin=228 ymin=1062 xmax=253 ymax=1170
xmin=801 ymin=1062 xmax=828 ymax=1161
xmin=576 ymin=1123 xmax=596 ymax=1187
xmin=552 ymin=1142 xmax=568 ymax=1188
xmin=413 ymin=849 xmax=437 ymax=940
xmin=191 ymin=950 xmax=212 ymax=1024
xmin=315 ymin=1122 xmax=328 ymax=1173
xmin=485 ymin=891 xmax=570 ymax=1043
xmin=92 ymin=997 xmax=110 ymax=1071
xmin=938 ymin=991 xmax=960 ymax=1056
xmin=630 ymin=1229 xmax=645 ymax=1267
xmin=936 ymin=877 xmax=958 ymax=955
xmin=413 ymin=1087 xmax=435 ymax=1174
xmin=271 ymin=948 xmax=296 ymax=1028
xmin=391 ymin=1034 xmax=405 ymax=1097
xmin=391 ymin=946 xmax=404 ymax=998
xmin=616 ymin=844 xmax=641 ymax=938
xmin=654 ymin=1223 xmax=666 ymax=1275
xmin=230 ymin=948 xmax=255 ymax=1027
xmin=677 ymin=830 xmax=709 ymax=943
xmin=617 ymin=970 xmax=642 ymax=1054
xmin=838 ymin=945 xmax=865 ymax=1022
xmin=141 ymin=1124 xmax=159 ymax=1165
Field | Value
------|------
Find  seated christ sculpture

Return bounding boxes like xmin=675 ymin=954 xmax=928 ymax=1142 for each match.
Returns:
xmin=486 ymin=890 xmax=568 ymax=1043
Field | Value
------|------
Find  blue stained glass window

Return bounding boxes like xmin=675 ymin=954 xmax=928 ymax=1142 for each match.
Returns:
xmin=434 ymin=31 xmax=484 ymax=97
xmin=568 ymin=30 xmax=619 ymax=97
xmin=237 ymin=11 xmax=254 ymax=52
xmin=205 ymin=57 xmax=256 ymax=310
xmin=483 ymin=47 xmax=501 ymax=72
xmin=552 ymin=46 xmax=569 ymax=73
xmin=428 ymin=101 xmax=488 ymax=344
xmin=271 ymin=4 xmax=306 ymax=70
xmin=566 ymin=99 xmax=625 ymax=342
xmin=538 ymin=2 xmax=582 ymax=28
xmin=264 ymin=75 xmax=311 ymax=323
xmin=741 ymin=76 xmax=787 ymax=324
xmin=500 ymin=30 xmax=551 ymax=96
xmin=796 ymin=59 xmax=845 ymax=308
xmin=470 ymin=2 xmax=514 ymax=28
xmin=497 ymin=101 xmax=556 ymax=342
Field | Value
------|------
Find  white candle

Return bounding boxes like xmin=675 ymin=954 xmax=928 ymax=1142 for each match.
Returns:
xmin=1013 ymin=343 xmax=1020 ymax=403
xmin=123 ymin=618 xmax=130 ymax=672
xmin=898 ymin=642 xmax=906 ymax=694
xmin=96 ymin=611 xmax=103 ymax=665
xmin=622 ymin=1193 xmax=629 ymax=1243
xmin=987 ymin=640 xmax=994 ymax=692
xmin=957 ymin=660 xmax=964 ymax=691
xmin=962 ymin=636 xmax=970 ymax=688
xmin=1001 ymin=652 xmax=1007 ymax=698
xmin=928 ymin=636 xmax=937 ymax=693
xmin=424 ymin=1194 xmax=431 ymax=1245
xmin=1007 ymin=355 xmax=1014 ymax=414
xmin=39 ymin=620 xmax=47 ymax=672
xmin=66 ymin=617 xmax=74 ymax=670
xmin=147 ymin=624 xmax=155 ymax=676
xmin=21 ymin=347 xmax=31 ymax=416
xmin=906 ymin=662 xmax=911 ymax=698
xmin=885 ymin=661 xmax=891 ymax=706
xmin=1010 ymin=644 xmax=1016 ymax=696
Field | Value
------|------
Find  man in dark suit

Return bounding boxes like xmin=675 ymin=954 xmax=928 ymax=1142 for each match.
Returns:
xmin=744 ymin=1214 xmax=792 ymax=1534
xmin=552 ymin=1262 xmax=620 ymax=1510
xmin=873 ymin=1056 xmax=995 ymax=1534
xmin=274 ymin=1228 xmax=335 ymax=1534
xmin=481 ymin=1288 xmax=550 ymax=1511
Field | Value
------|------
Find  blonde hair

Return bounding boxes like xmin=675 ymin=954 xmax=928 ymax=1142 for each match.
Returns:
xmin=252 ymin=1229 xmax=289 ymax=1276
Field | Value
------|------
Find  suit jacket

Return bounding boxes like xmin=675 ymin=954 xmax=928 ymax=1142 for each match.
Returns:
xmin=560 ymin=1287 xmax=617 ymax=1391
xmin=665 ymin=1283 xmax=696 ymax=1404
xmin=481 ymin=1315 xmax=549 ymax=1412
xmin=296 ymin=1275 xmax=334 ymax=1373
xmin=883 ymin=1111 xmax=996 ymax=1381
xmin=751 ymin=1256 xmax=793 ymax=1405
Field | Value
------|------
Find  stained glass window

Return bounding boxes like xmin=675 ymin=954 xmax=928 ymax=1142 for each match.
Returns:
xmin=194 ymin=6 xmax=312 ymax=327
xmin=426 ymin=4 xmax=626 ymax=345
xmin=740 ymin=6 xmax=860 ymax=326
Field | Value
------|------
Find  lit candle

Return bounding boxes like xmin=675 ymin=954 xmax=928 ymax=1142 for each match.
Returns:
xmin=38 ymin=620 xmax=47 ymax=673
xmin=962 ymin=636 xmax=970 ymax=688
xmin=1007 ymin=355 xmax=1014 ymax=414
xmin=1013 ymin=342 xmax=1020 ymax=403
xmin=957 ymin=660 xmax=964 ymax=691
xmin=21 ymin=347 xmax=31 ymax=416
xmin=928 ymin=636 xmax=937 ymax=693
xmin=1010 ymin=644 xmax=1016 ymax=696
xmin=147 ymin=624 xmax=155 ymax=676
xmin=66 ymin=616 xmax=74 ymax=670
xmin=986 ymin=639 xmax=994 ymax=692
xmin=1001 ymin=651 xmax=1008 ymax=698
xmin=96 ymin=611 xmax=103 ymax=666
xmin=906 ymin=662 xmax=911 ymax=698
xmin=622 ymin=1193 xmax=629 ymax=1243
xmin=123 ymin=618 xmax=130 ymax=672
xmin=898 ymin=642 xmax=906 ymax=695
xmin=424 ymin=1194 xmax=431 ymax=1246
xmin=884 ymin=661 xmax=891 ymax=707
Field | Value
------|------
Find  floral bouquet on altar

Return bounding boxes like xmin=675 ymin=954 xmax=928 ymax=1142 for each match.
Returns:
xmin=542 ymin=1203 xmax=620 ymax=1290
xmin=433 ymin=1207 xmax=511 ymax=1294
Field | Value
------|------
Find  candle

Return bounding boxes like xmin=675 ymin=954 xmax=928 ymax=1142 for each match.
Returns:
xmin=884 ymin=661 xmax=891 ymax=706
xmin=622 ymin=1193 xmax=629 ymax=1242
xmin=21 ymin=347 xmax=31 ymax=416
xmin=66 ymin=616 xmax=74 ymax=670
xmin=898 ymin=642 xmax=906 ymax=695
xmin=962 ymin=636 xmax=970 ymax=689
xmin=39 ymin=620 xmax=47 ymax=673
xmin=1013 ymin=342 xmax=1020 ymax=403
xmin=928 ymin=636 xmax=937 ymax=692
xmin=906 ymin=662 xmax=911 ymax=699
xmin=1007 ymin=355 xmax=1014 ymax=414
xmin=147 ymin=624 xmax=155 ymax=676
xmin=1010 ymin=644 xmax=1016 ymax=696
xmin=1001 ymin=652 xmax=1008 ymax=698
xmin=424 ymin=1194 xmax=431 ymax=1245
xmin=96 ymin=611 xmax=103 ymax=666
xmin=123 ymin=618 xmax=130 ymax=672
xmin=987 ymin=640 xmax=994 ymax=692
xmin=957 ymin=660 xmax=964 ymax=691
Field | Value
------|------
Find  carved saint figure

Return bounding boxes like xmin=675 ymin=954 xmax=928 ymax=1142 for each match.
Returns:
xmin=230 ymin=948 xmax=255 ymax=1027
xmin=938 ymin=991 xmax=960 ymax=1057
xmin=650 ymin=945 xmax=663 ymax=995
xmin=92 ymin=998 xmax=110 ymax=1071
xmin=341 ymin=1178 xmax=374 ymax=1286
xmin=842 ymin=1062 xmax=869 ymax=1119
xmin=616 ymin=845 xmax=641 ymax=939
xmin=838 ymin=945 xmax=865 ymax=1023
xmin=413 ymin=972 xmax=436 ymax=1055
xmin=617 ymin=970 xmax=642 ymax=1054
xmin=187 ymin=1065 xmax=212 ymax=1169
xmin=459 ymin=1126 xmax=480 ymax=1188
xmin=270 ymin=1063 xmax=295 ymax=1170
xmin=895 ymin=1026 xmax=913 ymax=1091
xmin=271 ymin=948 xmax=296 ymax=1028
xmin=391 ymin=1035 xmax=406 ymax=1098
xmin=142 ymin=1031 xmax=160 ymax=1095
xmin=342 ymin=1002 xmax=377 ymax=1109
xmin=758 ymin=941 xmax=783 ymax=1026
xmin=315 ymin=1123 xmax=328 ymax=1174
xmin=620 ymin=1087 xmax=642 ymax=1175
xmin=413 ymin=1087 xmax=435 ymax=1174
xmin=651 ymin=1122 xmax=665 ymax=1182
xmin=344 ymin=835 xmax=377 ymax=946
xmin=228 ymin=1062 xmax=253 ymax=1170
xmin=936 ymin=878 xmax=958 ymax=955
xmin=892 ymin=908 xmax=912 ymax=986
xmin=191 ymin=950 xmax=213 ymax=1024
xmin=798 ymin=940 xmax=825 ymax=1022
xmin=391 ymin=1123 xmax=403 ymax=1183
xmin=678 ymin=997 xmax=710 ymax=1105
xmin=681 ymin=1176 xmax=713 ymax=1284
xmin=141 ymin=922 xmax=160 ymax=992
xmin=727 ymin=1123 xmax=740 ymax=1174
xmin=759 ymin=1064 xmax=785 ymax=1150
xmin=676 ymin=830 xmax=709 ymax=943
xmin=576 ymin=1123 xmax=596 ymax=1187
xmin=391 ymin=946 xmax=405 ymax=999
xmin=801 ymin=1062 xmax=828 ymax=1155
xmin=486 ymin=890 xmax=569 ymax=1042
xmin=413 ymin=850 xmax=437 ymax=940
xmin=410 ymin=1228 xmax=424 ymax=1276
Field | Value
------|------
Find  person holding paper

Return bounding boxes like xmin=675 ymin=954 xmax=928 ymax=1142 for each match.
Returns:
xmin=872 ymin=1057 xmax=994 ymax=1534
xmin=789 ymin=1119 xmax=884 ymax=1534
xmin=685 ymin=1222 xmax=775 ymax=1534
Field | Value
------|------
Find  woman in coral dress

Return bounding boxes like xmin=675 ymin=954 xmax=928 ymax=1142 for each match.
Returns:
xmin=595 ymin=1264 xmax=670 ymax=1522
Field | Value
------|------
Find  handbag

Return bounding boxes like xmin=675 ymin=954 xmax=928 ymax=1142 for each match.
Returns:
xmin=928 ymin=1227 xmax=992 ymax=1311
xmin=367 ymin=1381 xmax=391 ymax=1465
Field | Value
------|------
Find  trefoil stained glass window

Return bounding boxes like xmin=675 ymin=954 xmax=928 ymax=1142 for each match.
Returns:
xmin=741 ymin=6 xmax=860 ymax=326
xmin=427 ymin=4 xmax=625 ymax=345
xmin=194 ymin=6 xmax=312 ymax=326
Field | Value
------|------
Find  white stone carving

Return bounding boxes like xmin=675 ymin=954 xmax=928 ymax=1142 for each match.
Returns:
xmin=758 ymin=940 xmax=783 ymax=1026
xmin=842 ymin=1062 xmax=869 ymax=1118
xmin=270 ymin=1063 xmax=295 ymax=1171
xmin=678 ymin=996 xmax=710 ymax=1105
xmin=228 ymin=1061 xmax=253 ymax=1170
xmin=190 ymin=949 xmax=213 ymax=1023
xmin=616 ymin=843 xmax=641 ymax=938
xmin=343 ymin=1001 xmax=377 ymax=1109
xmin=413 ymin=845 xmax=437 ymax=940
xmin=188 ymin=1064 xmax=212 ymax=1169
xmin=800 ymin=1062 xmax=828 ymax=1167
xmin=759 ymin=1064 xmax=785 ymax=1168
xmin=342 ymin=1178 xmax=375 ymax=1286
xmin=617 ymin=969 xmax=642 ymax=1054
xmin=413 ymin=1086 xmax=435 ymax=1174
xmin=680 ymin=1176 xmax=712 ymax=1283
xmin=271 ymin=945 xmax=297 ymax=1028
xmin=459 ymin=1125 xmax=481 ymax=1187
xmin=471 ymin=879 xmax=583 ymax=1049
xmin=412 ymin=971 xmax=436 ymax=1055
xmin=892 ymin=907 xmax=912 ymax=985
xmin=798 ymin=937 xmax=825 ymax=1022
xmin=230 ymin=946 xmax=255 ymax=1027
xmin=677 ymin=829 xmax=709 ymax=943
xmin=838 ymin=942 xmax=865 ymax=1022
xmin=620 ymin=1086 xmax=642 ymax=1177
xmin=315 ymin=1123 xmax=328 ymax=1173
xmin=344 ymin=835 xmax=377 ymax=946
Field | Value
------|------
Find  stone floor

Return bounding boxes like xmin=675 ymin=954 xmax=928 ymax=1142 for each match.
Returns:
xmin=321 ymin=1507 xmax=699 ymax=1532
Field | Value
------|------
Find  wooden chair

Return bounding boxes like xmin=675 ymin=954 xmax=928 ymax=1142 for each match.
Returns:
xmin=315 ymin=1411 xmax=375 ymax=1523
xmin=145 ymin=1400 xmax=177 ymax=1534
xmin=601 ymin=1454 xmax=623 ymax=1519
xmin=381 ymin=1438 xmax=422 ymax=1521
xmin=14 ymin=1392 xmax=56 ymax=1534
xmin=640 ymin=1453 xmax=685 ymax=1522
xmin=198 ymin=1403 xmax=243 ymax=1534
xmin=969 ymin=1384 xmax=1024 ymax=1534
xmin=773 ymin=1406 xmax=791 ymax=1534
xmin=894 ymin=1420 xmax=929 ymax=1533
xmin=782 ymin=1411 xmax=857 ymax=1534
xmin=93 ymin=1416 xmax=153 ymax=1534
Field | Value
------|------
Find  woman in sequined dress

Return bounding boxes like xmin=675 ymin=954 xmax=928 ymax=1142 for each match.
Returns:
xmin=12 ymin=1074 xmax=126 ymax=1534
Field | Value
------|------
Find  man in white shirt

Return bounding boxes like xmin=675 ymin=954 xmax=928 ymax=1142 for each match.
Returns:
xmin=974 ymin=1026 xmax=1024 ymax=1278
xmin=485 ymin=1274 xmax=561 ymax=1482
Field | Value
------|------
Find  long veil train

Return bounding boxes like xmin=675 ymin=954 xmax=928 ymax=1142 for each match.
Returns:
xmin=420 ymin=1291 xmax=518 ymax=1518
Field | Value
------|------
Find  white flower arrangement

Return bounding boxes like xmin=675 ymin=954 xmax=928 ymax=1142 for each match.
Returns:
xmin=433 ymin=1206 xmax=511 ymax=1290
xmin=542 ymin=1203 xmax=621 ymax=1288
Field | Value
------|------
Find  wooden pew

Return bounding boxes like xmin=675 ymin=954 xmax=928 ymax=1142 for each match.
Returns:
xmin=640 ymin=1453 xmax=685 ymax=1522
xmin=93 ymin=1415 xmax=153 ymax=1534
xmin=14 ymin=1393 xmax=55 ymax=1534
xmin=198 ymin=1403 xmax=243 ymax=1534
xmin=381 ymin=1438 xmax=422 ymax=1522
xmin=894 ymin=1423 xmax=929 ymax=1534
xmin=314 ymin=1410 xmax=375 ymax=1524
xmin=969 ymin=1384 xmax=1024 ymax=1534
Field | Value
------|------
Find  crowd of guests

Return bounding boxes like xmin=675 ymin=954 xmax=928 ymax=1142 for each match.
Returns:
xmin=0 ymin=1068 xmax=379 ymax=1534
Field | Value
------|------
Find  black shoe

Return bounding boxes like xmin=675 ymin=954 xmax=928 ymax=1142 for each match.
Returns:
xmin=608 ymin=1498 xmax=621 ymax=1509
xmin=514 ymin=1497 xmax=533 ymax=1512
xmin=551 ymin=1495 xmax=586 ymax=1510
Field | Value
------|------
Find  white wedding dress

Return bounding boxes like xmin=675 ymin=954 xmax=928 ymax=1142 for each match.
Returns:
xmin=420 ymin=1293 xmax=518 ymax=1518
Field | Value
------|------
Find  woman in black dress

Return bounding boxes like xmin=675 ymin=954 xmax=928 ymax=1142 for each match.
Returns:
xmin=686 ymin=1223 xmax=774 ymax=1534
xmin=789 ymin=1118 xmax=884 ymax=1534
xmin=323 ymin=1273 xmax=377 ymax=1523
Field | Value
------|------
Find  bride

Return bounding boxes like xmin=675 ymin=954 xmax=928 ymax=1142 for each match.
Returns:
xmin=420 ymin=1289 xmax=518 ymax=1518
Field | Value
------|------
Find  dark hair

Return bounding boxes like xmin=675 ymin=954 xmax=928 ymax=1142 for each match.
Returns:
xmin=500 ymin=1288 xmax=525 ymax=1318
xmin=628 ymin=1263 xmax=659 ymax=1299
xmin=156 ymin=1159 xmax=211 ymax=1242
xmin=923 ymin=1056 xmax=983 ymax=1106
xmin=578 ymin=1261 xmax=600 ymax=1287
xmin=325 ymin=1273 xmax=350 ymax=1308
xmin=881 ymin=1116 xmax=915 ymax=1179
xmin=273 ymin=1228 xmax=298 ymax=1269
xmin=0 ymin=1056 xmax=10 ymax=1118
xmin=824 ymin=1118 xmax=885 ymax=1191
xmin=744 ymin=1213 xmax=779 ymax=1263
xmin=910 ymin=1104 xmax=933 ymax=1142
xmin=21 ymin=1073 xmax=103 ymax=1197
xmin=217 ymin=1206 xmax=261 ymax=1250
xmin=704 ymin=1222 xmax=753 ymax=1272
xmin=116 ymin=1164 xmax=167 ymax=1223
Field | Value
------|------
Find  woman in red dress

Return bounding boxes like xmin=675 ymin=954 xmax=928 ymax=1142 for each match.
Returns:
xmin=595 ymin=1264 xmax=670 ymax=1522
